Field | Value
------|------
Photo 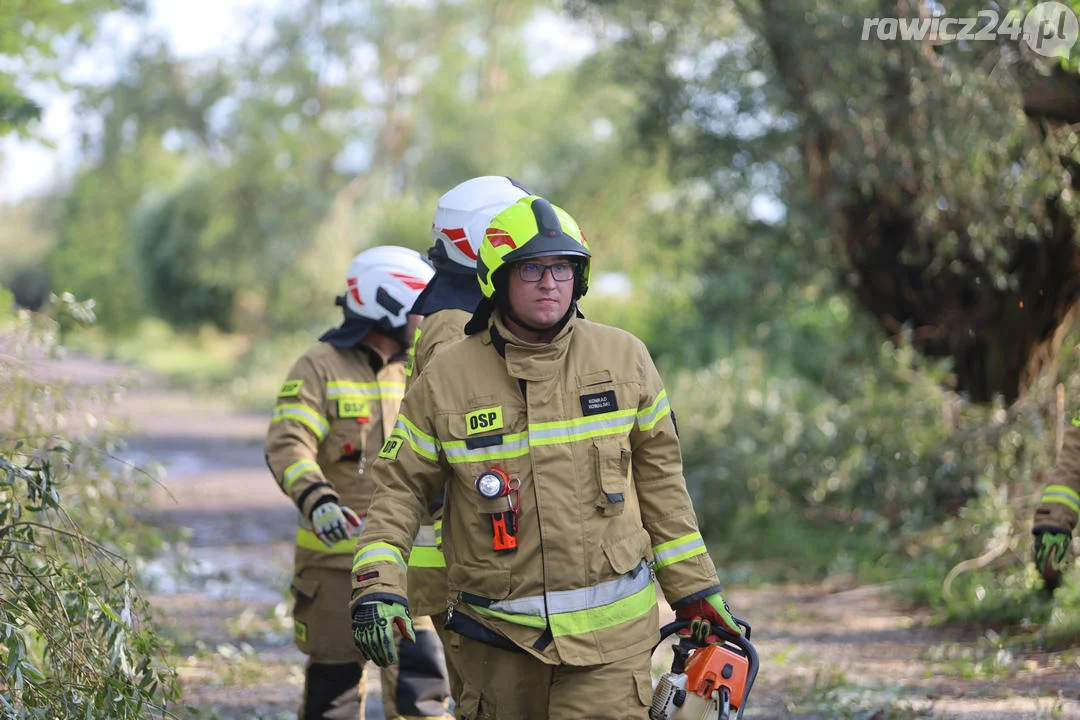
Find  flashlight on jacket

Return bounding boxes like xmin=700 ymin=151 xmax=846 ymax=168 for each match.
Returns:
xmin=476 ymin=469 xmax=518 ymax=552
xmin=476 ymin=469 xmax=511 ymax=498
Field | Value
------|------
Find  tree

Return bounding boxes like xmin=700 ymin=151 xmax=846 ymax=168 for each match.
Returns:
xmin=47 ymin=39 xmax=221 ymax=330
xmin=578 ymin=0 xmax=1080 ymax=403
xmin=0 ymin=0 xmax=143 ymax=137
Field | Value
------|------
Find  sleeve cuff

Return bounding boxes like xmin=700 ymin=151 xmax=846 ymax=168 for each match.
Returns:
xmin=670 ymin=583 xmax=724 ymax=609
xmin=350 ymin=592 xmax=409 ymax=613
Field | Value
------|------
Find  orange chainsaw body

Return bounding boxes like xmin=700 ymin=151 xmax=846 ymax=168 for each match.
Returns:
xmin=683 ymin=643 xmax=750 ymax=709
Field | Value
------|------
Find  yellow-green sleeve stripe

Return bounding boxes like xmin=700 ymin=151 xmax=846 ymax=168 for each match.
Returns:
xmin=652 ymin=531 xmax=707 ymax=569
xmin=272 ymin=403 xmax=329 ymax=440
xmin=1042 ymin=484 xmax=1080 ymax=513
xmin=283 ymin=459 xmax=320 ymax=492
xmin=637 ymin=389 xmax=671 ymax=432
xmin=353 ymin=542 xmax=407 ymax=572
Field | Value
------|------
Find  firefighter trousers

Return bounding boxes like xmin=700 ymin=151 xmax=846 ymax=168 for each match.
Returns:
xmin=450 ymin=633 xmax=653 ymax=720
xmin=293 ymin=566 xmax=451 ymax=719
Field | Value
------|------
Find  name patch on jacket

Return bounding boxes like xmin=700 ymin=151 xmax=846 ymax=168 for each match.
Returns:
xmin=465 ymin=406 xmax=503 ymax=434
xmin=580 ymin=390 xmax=618 ymax=416
xmin=278 ymin=379 xmax=303 ymax=397
xmin=338 ymin=398 xmax=370 ymax=420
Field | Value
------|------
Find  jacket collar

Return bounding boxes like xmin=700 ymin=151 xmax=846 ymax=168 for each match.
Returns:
xmin=488 ymin=311 xmax=576 ymax=382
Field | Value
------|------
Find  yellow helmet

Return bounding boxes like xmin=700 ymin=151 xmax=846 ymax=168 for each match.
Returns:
xmin=476 ymin=196 xmax=591 ymax=300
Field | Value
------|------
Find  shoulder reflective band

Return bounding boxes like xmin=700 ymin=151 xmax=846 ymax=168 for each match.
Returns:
xmin=1041 ymin=484 xmax=1080 ymax=514
xmin=637 ymin=389 xmax=671 ymax=432
xmin=272 ymin=403 xmax=329 ymax=441
xmin=326 ymin=381 xmax=406 ymax=402
xmin=528 ymin=409 xmax=636 ymax=447
xmin=652 ymin=531 xmax=707 ymax=570
xmin=391 ymin=415 xmax=440 ymax=462
xmin=443 ymin=432 xmax=528 ymax=463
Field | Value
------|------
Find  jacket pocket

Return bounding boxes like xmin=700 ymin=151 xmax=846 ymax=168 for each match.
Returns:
xmin=592 ymin=438 xmax=632 ymax=517
xmin=601 ymin=527 xmax=652 ymax=575
xmin=633 ymin=671 xmax=652 ymax=706
xmin=327 ymin=421 xmax=366 ymax=464
xmin=448 ymin=564 xmax=512 ymax=601
xmin=290 ymin=574 xmax=320 ymax=601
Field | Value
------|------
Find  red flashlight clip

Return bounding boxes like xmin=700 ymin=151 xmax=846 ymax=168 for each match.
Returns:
xmin=476 ymin=468 xmax=519 ymax=553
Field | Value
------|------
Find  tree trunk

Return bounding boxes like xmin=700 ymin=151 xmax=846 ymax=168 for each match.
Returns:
xmin=752 ymin=0 xmax=1080 ymax=403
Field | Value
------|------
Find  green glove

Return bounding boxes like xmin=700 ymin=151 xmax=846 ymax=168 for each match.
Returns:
xmin=1034 ymin=529 xmax=1071 ymax=590
xmin=351 ymin=600 xmax=415 ymax=667
xmin=674 ymin=592 xmax=744 ymax=638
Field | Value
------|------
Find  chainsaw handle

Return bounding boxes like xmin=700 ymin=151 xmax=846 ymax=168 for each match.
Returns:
xmin=656 ymin=619 xmax=759 ymax=720
xmin=657 ymin=616 xmax=751 ymax=641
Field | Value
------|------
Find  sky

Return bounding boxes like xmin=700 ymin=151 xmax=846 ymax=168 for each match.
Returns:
xmin=0 ymin=0 xmax=596 ymax=204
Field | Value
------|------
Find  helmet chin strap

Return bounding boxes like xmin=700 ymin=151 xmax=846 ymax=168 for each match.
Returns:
xmin=502 ymin=301 xmax=577 ymax=336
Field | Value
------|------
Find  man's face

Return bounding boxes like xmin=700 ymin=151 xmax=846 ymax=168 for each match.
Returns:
xmin=506 ymin=254 xmax=576 ymax=329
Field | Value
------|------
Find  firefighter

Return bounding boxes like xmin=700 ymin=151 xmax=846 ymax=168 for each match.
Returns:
xmin=349 ymin=196 xmax=744 ymax=719
xmin=1033 ymin=429 xmax=1080 ymax=590
xmin=402 ymin=176 xmax=532 ymax=702
xmin=265 ymin=245 xmax=451 ymax=720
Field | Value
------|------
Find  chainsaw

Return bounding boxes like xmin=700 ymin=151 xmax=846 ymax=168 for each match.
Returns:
xmin=650 ymin=618 xmax=758 ymax=720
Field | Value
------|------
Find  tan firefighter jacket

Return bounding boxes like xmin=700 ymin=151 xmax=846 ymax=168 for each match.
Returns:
xmin=265 ymin=342 xmax=405 ymax=574
xmin=352 ymin=312 xmax=724 ymax=666
xmin=403 ymin=308 xmax=472 ymax=617
xmin=1034 ymin=425 xmax=1080 ymax=534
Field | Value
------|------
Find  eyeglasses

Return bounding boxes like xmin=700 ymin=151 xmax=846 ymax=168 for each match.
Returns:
xmin=516 ymin=261 xmax=577 ymax=283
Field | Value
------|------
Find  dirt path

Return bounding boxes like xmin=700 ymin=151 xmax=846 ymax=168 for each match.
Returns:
xmin=78 ymin=357 xmax=1080 ymax=719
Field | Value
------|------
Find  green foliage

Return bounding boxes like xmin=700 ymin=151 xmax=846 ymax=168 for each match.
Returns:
xmin=132 ymin=177 xmax=237 ymax=330
xmin=48 ymin=135 xmax=182 ymax=331
xmin=0 ymin=287 xmax=14 ymax=322
xmin=47 ymin=38 xmax=227 ymax=332
xmin=0 ymin=0 xmax=143 ymax=136
xmin=0 ymin=296 xmax=178 ymax=717
xmin=0 ymin=201 xmax=56 ymax=310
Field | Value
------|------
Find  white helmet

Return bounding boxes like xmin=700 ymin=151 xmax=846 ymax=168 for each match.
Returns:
xmin=344 ymin=245 xmax=434 ymax=329
xmin=430 ymin=176 xmax=532 ymax=272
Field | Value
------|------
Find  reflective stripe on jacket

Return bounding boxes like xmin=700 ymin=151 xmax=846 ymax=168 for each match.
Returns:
xmin=265 ymin=342 xmax=405 ymax=571
xmin=353 ymin=312 xmax=722 ymax=665
xmin=1035 ymin=425 xmax=1080 ymax=533
xmin=404 ymin=309 xmax=472 ymax=616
